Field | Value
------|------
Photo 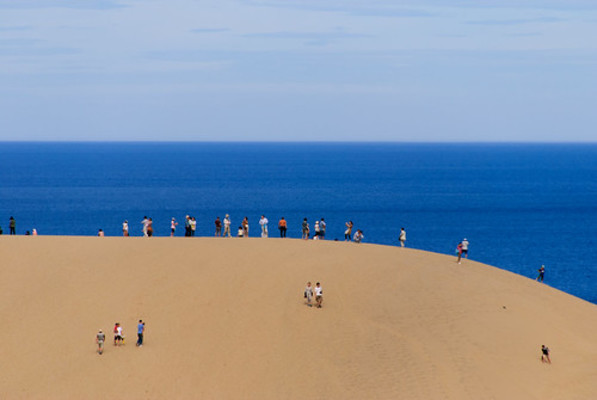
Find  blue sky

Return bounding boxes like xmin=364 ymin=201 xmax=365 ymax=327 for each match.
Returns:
xmin=0 ymin=0 xmax=595 ymax=141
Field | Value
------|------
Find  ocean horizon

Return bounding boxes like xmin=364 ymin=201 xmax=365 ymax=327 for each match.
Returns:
xmin=0 ymin=142 xmax=595 ymax=304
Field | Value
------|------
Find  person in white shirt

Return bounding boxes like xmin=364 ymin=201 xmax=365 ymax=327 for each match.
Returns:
xmin=170 ymin=218 xmax=178 ymax=237
xmin=399 ymin=227 xmax=406 ymax=247
xmin=190 ymin=217 xmax=197 ymax=236
xmin=314 ymin=221 xmax=320 ymax=239
xmin=141 ymin=216 xmax=149 ymax=237
xmin=237 ymin=226 xmax=244 ymax=237
xmin=122 ymin=220 xmax=129 ymax=237
xmin=353 ymin=230 xmax=364 ymax=243
xmin=223 ymin=214 xmax=231 ymax=237
xmin=259 ymin=215 xmax=269 ymax=238
xmin=314 ymin=282 xmax=323 ymax=308
xmin=457 ymin=238 xmax=469 ymax=263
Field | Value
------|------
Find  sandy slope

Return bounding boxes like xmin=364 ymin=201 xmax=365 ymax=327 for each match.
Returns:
xmin=0 ymin=236 xmax=594 ymax=399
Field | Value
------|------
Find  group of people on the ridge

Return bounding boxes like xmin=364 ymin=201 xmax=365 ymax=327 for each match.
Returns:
xmin=96 ymin=320 xmax=145 ymax=355
xmin=0 ymin=216 xmax=38 ymax=236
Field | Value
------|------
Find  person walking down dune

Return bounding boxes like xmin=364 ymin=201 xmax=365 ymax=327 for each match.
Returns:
xmin=541 ymin=345 xmax=551 ymax=364
xmin=122 ymin=220 xmax=129 ymax=236
xmin=399 ymin=227 xmax=406 ymax=247
xmin=113 ymin=322 xmax=124 ymax=346
xmin=96 ymin=329 xmax=105 ymax=355
xmin=345 ymin=221 xmax=353 ymax=241
xmin=304 ymin=281 xmax=314 ymax=307
xmin=319 ymin=218 xmax=326 ymax=240
xmin=136 ymin=320 xmax=145 ymax=347
xmin=314 ymin=282 xmax=323 ymax=308
xmin=537 ymin=265 xmax=545 ymax=282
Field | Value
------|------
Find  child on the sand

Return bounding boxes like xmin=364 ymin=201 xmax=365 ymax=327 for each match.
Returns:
xmin=304 ymin=282 xmax=314 ymax=307
xmin=237 ymin=226 xmax=244 ymax=237
xmin=96 ymin=329 xmax=105 ymax=354
xmin=541 ymin=345 xmax=551 ymax=363
xmin=314 ymin=282 xmax=323 ymax=308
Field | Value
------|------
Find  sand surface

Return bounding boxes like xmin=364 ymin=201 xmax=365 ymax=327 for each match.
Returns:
xmin=0 ymin=236 xmax=595 ymax=399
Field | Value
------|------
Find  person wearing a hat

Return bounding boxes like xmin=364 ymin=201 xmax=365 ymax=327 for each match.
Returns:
xmin=223 ymin=214 xmax=231 ymax=237
xmin=457 ymin=238 xmax=469 ymax=263
xmin=170 ymin=218 xmax=178 ymax=237
xmin=96 ymin=329 xmax=105 ymax=355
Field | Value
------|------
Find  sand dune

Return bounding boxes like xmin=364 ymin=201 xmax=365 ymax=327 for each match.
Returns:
xmin=0 ymin=236 xmax=595 ymax=399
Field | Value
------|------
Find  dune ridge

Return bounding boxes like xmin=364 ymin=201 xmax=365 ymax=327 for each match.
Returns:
xmin=0 ymin=236 xmax=595 ymax=399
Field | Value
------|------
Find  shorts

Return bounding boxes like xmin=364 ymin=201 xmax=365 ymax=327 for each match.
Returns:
xmin=462 ymin=249 xmax=468 ymax=255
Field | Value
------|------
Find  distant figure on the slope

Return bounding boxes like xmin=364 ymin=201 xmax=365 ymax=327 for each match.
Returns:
xmin=141 ymin=216 xmax=149 ymax=237
xmin=237 ymin=226 xmax=244 ymax=237
xmin=242 ymin=217 xmax=249 ymax=237
xmin=32 ymin=228 xmax=37 ymax=236
xmin=353 ymin=229 xmax=364 ymax=243
xmin=214 ymin=216 xmax=222 ymax=237
xmin=536 ymin=265 xmax=545 ymax=282
xmin=98 ymin=229 xmax=104 ymax=237
xmin=541 ymin=345 xmax=551 ymax=364
xmin=0 ymin=225 xmax=3 ymax=235
xmin=122 ymin=220 xmax=129 ymax=237
xmin=184 ymin=215 xmax=191 ymax=237
xmin=278 ymin=217 xmax=287 ymax=238
xmin=345 ymin=221 xmax=353 ymax=241
xmin=113 ymin=322 xmax=124 ymax=346
xmin=190 ymin=217 xmax=197 ymax=236
xmin=314 ymin=282 xmax=323 ymax=308
xmin=457 ymin=238 xmax=469 ymax=264
xmin=259 ymin=215 xmax=269 ymax=238
xmin=399 ymin=227 xmax=406 ymax=247
xmin=304 ymin=281 xmax=314 ymax=307
xmin=9 ymin=216 xmax=16 ymax=235
xmin=302 ymin=218 xmax=309 ymax=240
xmin=147 ymin=218 xmax=154 ymax=237
xmin=223 ymin=214 xmax=231 ymax=237
xmin=136 ymin=320 xmax=145 ymax=347
xmin=313 ymin=220 xmax=320 ymax=240
xmin=171 ymin=218 xmax=178 ymax=237
xmin=96 ymin=329 xmax=105 ymax=355
xmin=319 ymin=218 xmax=326 ymax=240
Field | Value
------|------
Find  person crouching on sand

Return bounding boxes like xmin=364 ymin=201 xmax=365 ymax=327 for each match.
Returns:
xmin=353 ymin=230 xmax=363 ymax=243
xmin=304 ymin=282 xmax=314 ymax=307
xmin=541 ymin=345 xmax=551 ymax=364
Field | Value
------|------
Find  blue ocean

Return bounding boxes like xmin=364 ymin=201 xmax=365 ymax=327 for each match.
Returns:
xmin=0 ymin=142 xmax=595 ymax=304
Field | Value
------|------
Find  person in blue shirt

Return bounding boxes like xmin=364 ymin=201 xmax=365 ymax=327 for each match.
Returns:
xmin=136 ymin=320 xmax=145 ymax=347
